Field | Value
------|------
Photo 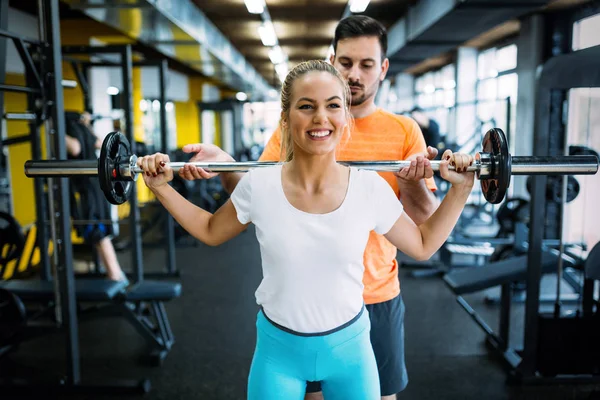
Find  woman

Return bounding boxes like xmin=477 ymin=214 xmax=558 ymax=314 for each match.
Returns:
xmin=136 ymin=60 xmax=474 ymax=400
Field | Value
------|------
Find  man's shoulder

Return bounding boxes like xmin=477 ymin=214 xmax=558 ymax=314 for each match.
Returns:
xmin=367 ymin=109 xmax=418 ymax=131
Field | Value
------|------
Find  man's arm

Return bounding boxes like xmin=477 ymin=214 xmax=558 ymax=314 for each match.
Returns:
xmin=396 ymin=119 xmax=440 ymax=225
xmin=220 ymin=128 xmax=282 ymax=194
xmin=397 ymin=172 xmax=439 ymax=225
xmin=220 ymin=171 xmax=245 ymax=195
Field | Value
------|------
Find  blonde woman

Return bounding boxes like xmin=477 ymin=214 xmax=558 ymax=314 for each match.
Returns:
xmin=136 ymin=60 xmax=474 ymax=400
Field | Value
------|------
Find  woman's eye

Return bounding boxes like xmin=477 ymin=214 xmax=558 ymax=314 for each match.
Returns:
xmin=328 ymin=103 xmax=341 ymax=108
xmin=299 ymin=104 xmax=313 ymax=109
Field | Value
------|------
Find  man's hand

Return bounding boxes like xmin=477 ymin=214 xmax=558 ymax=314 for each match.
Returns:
xmin=394 ymin=146 xmax=438 ymax=182
xmin=178 ymin=143 xmax=235 ymax=181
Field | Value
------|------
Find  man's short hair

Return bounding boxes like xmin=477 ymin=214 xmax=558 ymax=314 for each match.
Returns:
xmin=333 ymin=15 xmax=388 ymax=61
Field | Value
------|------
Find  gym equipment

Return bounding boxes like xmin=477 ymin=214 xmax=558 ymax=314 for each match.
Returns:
xmin=526 ymin=174 xmax=580 ymax=204
xmin=0 ymin=278 xmax=181 ymax=365
xmin=0 ymin=212 xmax=25 ymax=275
xmin=24 ymin=128 xmax=600 ymax=205
xmin=0 ymin=288 xmax=26 ymax=356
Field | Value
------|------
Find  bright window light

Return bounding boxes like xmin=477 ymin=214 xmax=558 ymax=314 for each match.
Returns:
xmin=268 ymin=89 xmax=279 ymax=98
xmin=106 ymin=86 xmax=120 ymax=95
xmin=423 ymin=84 xmax=435 ymax=94
xmin=269 ymin=46 xmax=286 ymax=65
xmin=275 ymin=63 xmax=288 ymax=82
xmin=152 ymin=100 xmax=160 ymax=112
xmin=165 ymin=101 xmax=174 ymax=112
xmin=244 ymin=0 xmax=265 ymax=14
xmin=349 ymin=0 xmax=370 ymax=13
xmin=236 ymin=92 xmax=248 ymax=101
xmin=443 ymin=80 xmax=456 ymax=90
xmin=258 ymin=21 xmax=277 ymax=47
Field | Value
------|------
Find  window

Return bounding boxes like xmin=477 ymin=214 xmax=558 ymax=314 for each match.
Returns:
xmin=563 ymin=88 xmax=600 ymax=251
xmin=413 ymin=64 xmax=456 ymax=134
xmin=140 ymin=99 xmax=177 ymax=151
xmin=572 ymin=13 xmax=600 ymax=51
xmin=475 ymin=44 xmax=518 ymax=140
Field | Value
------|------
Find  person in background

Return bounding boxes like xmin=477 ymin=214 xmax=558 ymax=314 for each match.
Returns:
xmin=409 ymin=107 xmax=443 ymax=155
xmin=64 ymin=111 xmax=128 ymax=283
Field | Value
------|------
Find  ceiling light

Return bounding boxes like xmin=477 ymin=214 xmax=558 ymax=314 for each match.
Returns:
xmin=244 ymin=0 xmax=265 ymax=14
xmin=349 ymin=0 xmax=370 ymax=13
xmin=236 ymin=92 xmax=248 ymax=101
xmin=258 ymin=21 xmax=277 ymax=47
xmin=269 ymin=46 xmax=286 ymax=65
xmin=106 ymin=86 xmax=120 ymax=95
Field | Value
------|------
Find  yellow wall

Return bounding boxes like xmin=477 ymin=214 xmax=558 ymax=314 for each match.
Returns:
xmin=213 ymin=112 xmax=221 ymax=148
xmin=175 ymin=77 xmax=204 ymax=148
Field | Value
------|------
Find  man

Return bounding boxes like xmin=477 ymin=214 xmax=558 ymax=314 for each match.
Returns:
xmin=178 ymin=16 xmax=439 ymax=400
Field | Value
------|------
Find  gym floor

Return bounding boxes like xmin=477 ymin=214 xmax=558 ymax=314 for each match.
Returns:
xmin=1 ymin=226 xmax=599 ymax=400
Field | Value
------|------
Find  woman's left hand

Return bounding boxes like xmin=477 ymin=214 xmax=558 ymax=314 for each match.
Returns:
xmin=439 ymin=150 xmax=476 ymax=188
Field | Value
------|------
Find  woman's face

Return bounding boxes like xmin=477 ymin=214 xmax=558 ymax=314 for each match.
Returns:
xmin=285 ymin=71 xmax=348 ymax=159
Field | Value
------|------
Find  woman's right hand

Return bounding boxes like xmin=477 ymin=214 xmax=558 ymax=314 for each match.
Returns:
xmin=439 ymin=149 xmax=475 ymax=189
xmin=136 ymin=153 xmax=173 ymax=190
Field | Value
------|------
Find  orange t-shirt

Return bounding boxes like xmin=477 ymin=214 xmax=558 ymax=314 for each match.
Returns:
xmin=259 ymin=108 xmax=437 ymax=304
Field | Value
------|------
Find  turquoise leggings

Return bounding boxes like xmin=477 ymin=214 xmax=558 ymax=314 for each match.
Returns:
xmin=247 ymin=308 xmax=380 ymax=400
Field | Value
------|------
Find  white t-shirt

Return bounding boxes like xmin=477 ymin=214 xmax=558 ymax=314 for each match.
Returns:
xmin=230 ymin=165 xmax=403 ymax=333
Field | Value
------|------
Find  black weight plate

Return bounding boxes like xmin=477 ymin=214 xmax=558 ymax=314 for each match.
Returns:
xmin=99 ymin=132 xmax=133 ymax=205
xmin=526 ymin=175 xmax=580 ymax=204
xmin=481 ymin=128 xmax=510 ymax=204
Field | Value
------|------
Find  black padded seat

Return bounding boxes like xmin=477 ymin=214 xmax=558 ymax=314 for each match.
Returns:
xmin=0 ymin=279 xmax=127 ymax=301
xmin=443 ymin=250 xmax=573 ymax=295
xmin=124 ymin=281 xmax=182 ymax=302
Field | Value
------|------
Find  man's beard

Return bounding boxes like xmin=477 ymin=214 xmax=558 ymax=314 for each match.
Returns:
xmin=349 ymin=82 xmax=376 ymax=107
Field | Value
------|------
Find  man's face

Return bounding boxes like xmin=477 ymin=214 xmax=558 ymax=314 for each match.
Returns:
xmin=330 ymin=36 xmax=389 ymax=107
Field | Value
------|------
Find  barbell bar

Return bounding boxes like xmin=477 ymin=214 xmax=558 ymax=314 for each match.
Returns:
xmin=24 ymin=128 xmax=599 ymax=206
xmin=24 ymin=157 xmax=597 ymax=176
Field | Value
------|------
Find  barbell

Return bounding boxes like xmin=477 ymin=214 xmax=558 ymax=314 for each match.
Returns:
xmin=24 ymin=128 xmax=599 ymax=206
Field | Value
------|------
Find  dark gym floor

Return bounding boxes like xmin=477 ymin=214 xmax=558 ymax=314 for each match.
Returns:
xmin=2 ymin=225 xmax=600 ymax=400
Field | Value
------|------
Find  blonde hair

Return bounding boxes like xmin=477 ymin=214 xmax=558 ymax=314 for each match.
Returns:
xmin=279 ymin=60 xmax=352 ymax=162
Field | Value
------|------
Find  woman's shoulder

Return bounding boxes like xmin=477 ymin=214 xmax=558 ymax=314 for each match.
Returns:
xmin=244 ymin=164 xmax=283 ymax=186
xmin=349 ymin=166 xmax=380 ymax=182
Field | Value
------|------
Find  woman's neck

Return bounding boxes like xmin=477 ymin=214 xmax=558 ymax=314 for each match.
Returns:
xmin=285 ymin=154 xmax=342 ymax=192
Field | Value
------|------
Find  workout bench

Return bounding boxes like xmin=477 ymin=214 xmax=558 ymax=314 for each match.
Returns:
xmin=0 ymin=278 xmax=181 ymax=366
